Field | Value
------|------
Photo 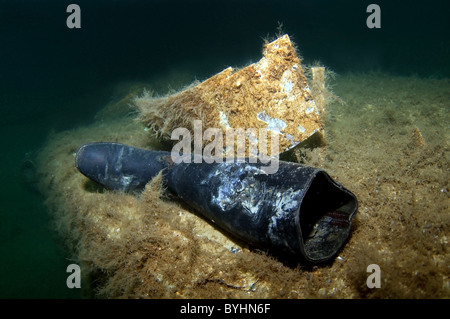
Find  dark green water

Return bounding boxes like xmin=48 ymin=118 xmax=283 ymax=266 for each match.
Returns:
xmin=0 ymin=0 xmax=448 ymax=298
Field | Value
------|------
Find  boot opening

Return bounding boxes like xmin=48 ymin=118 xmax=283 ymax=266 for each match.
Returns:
xmin=299 ymin=171 xmax=358 ymax=262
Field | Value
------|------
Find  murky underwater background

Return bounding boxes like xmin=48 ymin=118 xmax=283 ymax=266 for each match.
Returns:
xmin=0 ymin=0 xmax=448 ymax=298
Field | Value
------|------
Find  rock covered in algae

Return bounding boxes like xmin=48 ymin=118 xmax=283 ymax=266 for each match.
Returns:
xmin=135 ymin=34 xmax=328 ymax=155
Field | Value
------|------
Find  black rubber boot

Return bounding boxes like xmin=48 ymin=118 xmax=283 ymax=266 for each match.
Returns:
xmin=76 ymin=142 xmax=358 ymax=263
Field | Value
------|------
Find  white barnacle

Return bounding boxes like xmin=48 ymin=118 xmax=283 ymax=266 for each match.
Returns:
xmin=257 ymin=111 xmax=287 ymax=133
xmin=298 ymin=125 xmax=306 ymax=133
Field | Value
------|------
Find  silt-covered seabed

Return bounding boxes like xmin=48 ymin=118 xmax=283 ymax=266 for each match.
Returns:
xmin=36 ymin=72 xmax=449 ymax=298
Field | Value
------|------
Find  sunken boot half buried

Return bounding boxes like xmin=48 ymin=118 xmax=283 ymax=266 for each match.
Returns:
xmin=75 ymin=142 xmax=358 ymax=264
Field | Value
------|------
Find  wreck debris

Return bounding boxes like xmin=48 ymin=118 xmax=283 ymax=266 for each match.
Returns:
xmin=135 ymin=35 xmax=329 ymax=156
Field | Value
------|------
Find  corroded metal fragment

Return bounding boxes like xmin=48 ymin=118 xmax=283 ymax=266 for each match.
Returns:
xmin=136 ymin=34 xmax=326 ymax=155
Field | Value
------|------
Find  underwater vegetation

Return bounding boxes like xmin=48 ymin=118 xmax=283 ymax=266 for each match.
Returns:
xmin=35 ymin=70 xmax=449 ymax=298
